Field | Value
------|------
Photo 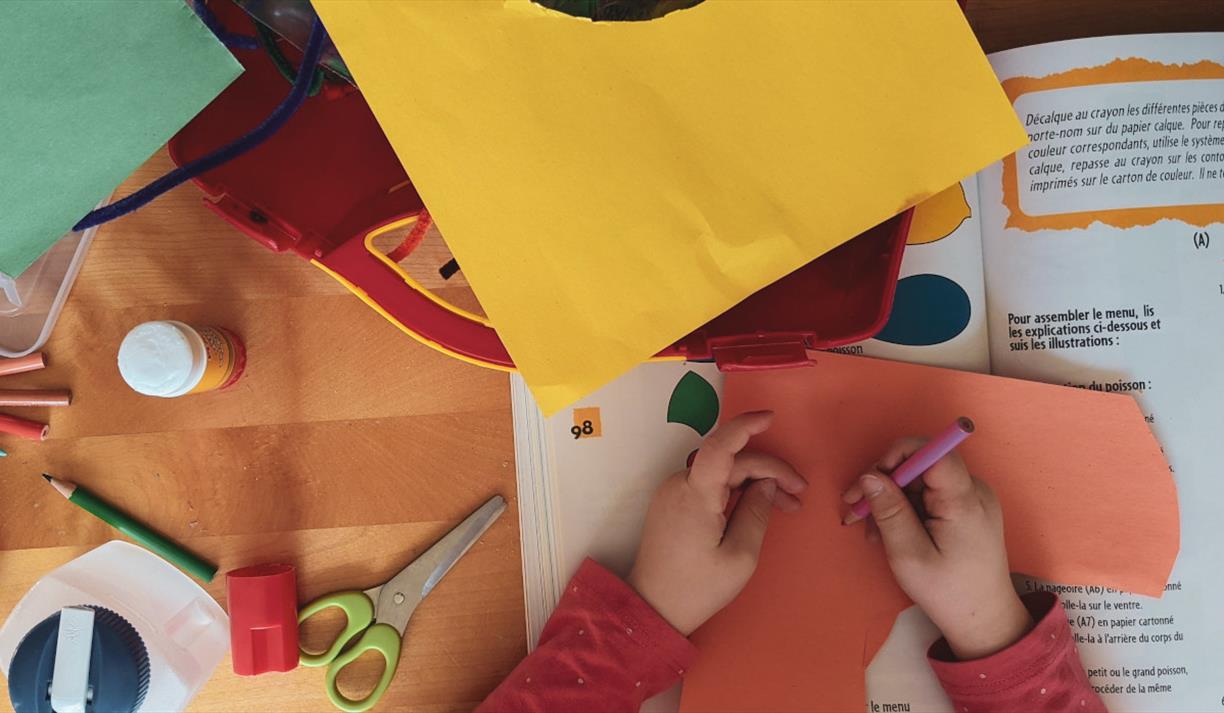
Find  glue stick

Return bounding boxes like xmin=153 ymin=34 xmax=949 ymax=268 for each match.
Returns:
xmin=117 ymin=321 xmax=245 ymax=398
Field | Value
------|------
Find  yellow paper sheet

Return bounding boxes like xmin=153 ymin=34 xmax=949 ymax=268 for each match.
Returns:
xmin=312 ymin=0 xmax=1028 ymax=414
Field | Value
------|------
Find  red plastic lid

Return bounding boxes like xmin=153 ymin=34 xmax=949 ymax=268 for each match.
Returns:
xmin=226 ymin=563 xmax=299 ymax=676
xmin=662 ymin=211 xmax=909 ymax=369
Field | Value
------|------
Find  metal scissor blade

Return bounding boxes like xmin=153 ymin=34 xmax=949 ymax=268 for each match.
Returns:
xmin=375 ymin=495 xmax=507 ymax=632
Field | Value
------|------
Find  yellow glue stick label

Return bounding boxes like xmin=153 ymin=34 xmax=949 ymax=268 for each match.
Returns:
xmin=190 ymin=326 xmax=243 ymax=393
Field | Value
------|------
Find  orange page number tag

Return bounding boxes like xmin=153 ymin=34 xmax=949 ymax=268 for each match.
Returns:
xmin=571 ymin=407 xmax=602 ymax=440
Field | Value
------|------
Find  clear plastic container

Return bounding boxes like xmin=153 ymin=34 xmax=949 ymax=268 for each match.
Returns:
xmin=0 ymin=541 xmax=229 ymax=712
xmin=0 ymin=227 xmax=97 ymax=358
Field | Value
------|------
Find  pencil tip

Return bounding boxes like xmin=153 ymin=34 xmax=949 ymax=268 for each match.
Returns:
xmin=41 ymin=473 xmax=53 ymax=482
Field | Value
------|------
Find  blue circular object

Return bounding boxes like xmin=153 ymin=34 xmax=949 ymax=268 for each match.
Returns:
xmin=8 ymin=607 xmax=149 ymax=713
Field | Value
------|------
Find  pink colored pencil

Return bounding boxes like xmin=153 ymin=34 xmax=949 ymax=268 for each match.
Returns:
xmin=0 ymin=389 xmax=72 ymax=407
xmin=0 ymin=412 xmax=49 ymax=440
xmin=848 ymin=417 xmax=974 ymax=521
xmin=0 ymin=353 xmax=47 ymax=377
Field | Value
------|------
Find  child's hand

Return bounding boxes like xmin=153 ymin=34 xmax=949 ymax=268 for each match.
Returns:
xmin=628 ymin=411 xmax=807 ymax=635
xmin=842 ymin=439 xmax=1033 ymax=660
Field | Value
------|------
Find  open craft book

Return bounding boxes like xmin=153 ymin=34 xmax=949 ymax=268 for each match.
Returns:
xmin=513 ymin=32 xmax=1223 ymax=711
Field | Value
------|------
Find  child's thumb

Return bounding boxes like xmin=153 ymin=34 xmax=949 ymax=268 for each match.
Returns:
xmin=723 ymin=479 xmax=778 ymax=562
xmin=858 ymin=474 xmax=936 ymax=565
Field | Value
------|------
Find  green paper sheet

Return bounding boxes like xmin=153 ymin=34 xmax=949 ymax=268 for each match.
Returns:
xmin=0 ymin=0 xmax=242 ymax=277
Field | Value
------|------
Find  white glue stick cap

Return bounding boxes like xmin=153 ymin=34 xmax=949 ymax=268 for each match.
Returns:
xmin=117 ymin=321 xmax=206 ymax=398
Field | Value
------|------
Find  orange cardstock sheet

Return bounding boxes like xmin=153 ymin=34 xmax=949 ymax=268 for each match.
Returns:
xmin=681 ymin=352 xmax=1179 ymax=713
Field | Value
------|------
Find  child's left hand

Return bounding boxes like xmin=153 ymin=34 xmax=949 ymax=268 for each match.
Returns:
xmin=627 ymin=411 xmax=807 ymax=635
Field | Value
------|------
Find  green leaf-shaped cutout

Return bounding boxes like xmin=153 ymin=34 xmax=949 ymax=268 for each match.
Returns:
xmin=667 ymin=371 xmax=719 ymax=436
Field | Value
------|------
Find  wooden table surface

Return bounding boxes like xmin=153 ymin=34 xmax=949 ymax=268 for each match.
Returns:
xmin=1 ymin=2 xmax=1222 ymax=712
xmin=0 ymin=149 xmax=524 ymax=712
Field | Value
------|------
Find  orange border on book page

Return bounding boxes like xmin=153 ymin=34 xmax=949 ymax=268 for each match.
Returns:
xmin=1001 ymin=58 xmax=1224 ymax=231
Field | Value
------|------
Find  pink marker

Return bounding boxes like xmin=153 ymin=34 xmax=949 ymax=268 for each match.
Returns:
xmin=849 ymin=417 xmax=975 ymax=521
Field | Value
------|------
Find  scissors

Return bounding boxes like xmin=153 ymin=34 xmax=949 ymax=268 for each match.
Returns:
xmin=298 ymin=495 xmax=507 ymax=712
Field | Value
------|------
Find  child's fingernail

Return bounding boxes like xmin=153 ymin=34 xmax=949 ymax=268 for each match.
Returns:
xmin=860 ymin=474 xmax=884 ymax=497
xmin=761 ymin=479 xmax=778 ymax=501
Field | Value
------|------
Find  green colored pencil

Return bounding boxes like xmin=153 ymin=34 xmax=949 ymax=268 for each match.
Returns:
xmin=42 ymin=474 xmax=217 ymax=583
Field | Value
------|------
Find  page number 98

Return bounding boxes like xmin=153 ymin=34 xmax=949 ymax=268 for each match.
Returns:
xmin=571 ymin=407 xmax=602 ymax=440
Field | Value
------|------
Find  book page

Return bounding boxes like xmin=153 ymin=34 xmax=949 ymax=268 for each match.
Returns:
xmin=863 ymin=32 xmax=1224 ymax=713
xmin=978 ymin=33 xmax=1223 ymax=712
xmin=547 ymin=362 xmax=725 ymax=585
xmin=512 ymin=364 xmax=723 ymax=647
xmin=525 ymin=362 xmax=724 ymax=713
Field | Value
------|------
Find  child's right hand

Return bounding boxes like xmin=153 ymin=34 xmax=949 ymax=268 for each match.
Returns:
xmin=841 ymin=439 xmax=1034 ymax=660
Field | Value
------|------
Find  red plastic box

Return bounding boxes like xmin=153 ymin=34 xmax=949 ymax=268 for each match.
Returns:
xmin=170 ymin=1 xmax=909 ymax=373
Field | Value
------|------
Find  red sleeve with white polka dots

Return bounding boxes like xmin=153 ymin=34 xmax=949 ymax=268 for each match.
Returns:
xmin=928 ymin=592 xmax=1107 ymax=713
xmin=477 ymin=558 xmax=697 ymax=713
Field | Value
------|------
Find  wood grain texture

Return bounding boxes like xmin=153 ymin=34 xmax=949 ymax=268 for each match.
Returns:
xmin=0 ymin=153 xmax=523 ymax=712
xmin=2 ymin=3 xmax=1222 ymax=710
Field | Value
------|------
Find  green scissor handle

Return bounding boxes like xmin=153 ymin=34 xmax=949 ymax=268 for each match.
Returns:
xmin=322 ymin=623 xmax=403 ymax=712
xmin=298 ymin=591 xmax=375 ymax=668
